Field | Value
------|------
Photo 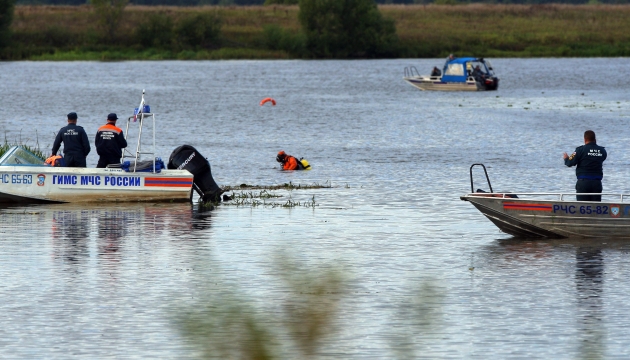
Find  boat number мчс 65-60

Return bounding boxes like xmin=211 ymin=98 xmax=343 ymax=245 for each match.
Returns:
xmin=0 ymin=174 xmax=33 ymax=185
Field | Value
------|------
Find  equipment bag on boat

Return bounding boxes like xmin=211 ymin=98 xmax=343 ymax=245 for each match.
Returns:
xmin=121 ymin=158 xmax=165 ymax=173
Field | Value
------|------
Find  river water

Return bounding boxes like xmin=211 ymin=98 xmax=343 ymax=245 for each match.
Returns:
xmin=0 ymin=58 xmax=629 ymax=358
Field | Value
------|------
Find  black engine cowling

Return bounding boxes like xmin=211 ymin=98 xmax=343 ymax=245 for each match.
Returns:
xmin=168 ymin=145 xmax=222 ymax=202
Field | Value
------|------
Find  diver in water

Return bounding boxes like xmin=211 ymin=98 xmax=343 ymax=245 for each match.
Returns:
xmin=276 ymin=151 xmax=310 ymax=170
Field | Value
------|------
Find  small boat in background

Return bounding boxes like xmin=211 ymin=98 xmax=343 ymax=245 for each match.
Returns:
xmin=404 ymin=57 xmax=499 ymax=91
xmin=461 ymin=164 xmax=630 ymax=238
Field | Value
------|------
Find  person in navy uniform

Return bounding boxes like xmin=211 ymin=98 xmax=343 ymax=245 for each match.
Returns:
xmin=563 ymin=130 xmax=607 ymax=201
xmin=95 ymin=113 xmax=128 ymax=168
xmin=51 ymin=112 xmax=91 ymax=167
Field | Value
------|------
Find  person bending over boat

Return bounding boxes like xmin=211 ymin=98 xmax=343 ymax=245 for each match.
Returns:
xmin=563 ymin=130 xmax=607 ymax=202
xmin=431 ymin=67 xmax=441 ymax=77
xmin=276 ymin=150 xmax=310 ymax=170
xmin=95 ymin=113 xmax=128 ymax=168
xmin=50 ymin=112 xmax=91 ymax=167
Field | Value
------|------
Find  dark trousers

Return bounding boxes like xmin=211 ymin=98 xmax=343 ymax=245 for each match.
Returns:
xmin=97 ymin=157 xmax=120 ymax=168
xmin=64 ymin=153 xmax=86 ymax=168
xmin=576 ymin=179 xmax=602 ymax=202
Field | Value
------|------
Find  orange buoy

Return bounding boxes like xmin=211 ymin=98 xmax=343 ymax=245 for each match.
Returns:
xmin=260 ymin=97 xmax=276 ymax=106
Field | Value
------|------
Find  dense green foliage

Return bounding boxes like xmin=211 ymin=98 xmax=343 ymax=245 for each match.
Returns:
xmin=15 ymin=0 xmax=630 ymax=4
xmin=4 ymin=4 xmax=630 ymax=60
xmin=175 ymin=13 xmax=221 ymax=49
xmin=0 ymin=0 xmax=13 ymax=48
xmin=136 ymin=13 xmax=173 ymax=48
xmin=298 ymin=0 xmax=398 ymax=58
xmin=91 ymin=0 xmax=128 ymax=42
xmin=264 ymin=0 xmax=297 ymax=4
xmin=262 ymin=24 xmax=304 ymax=56
xmin=135 ymin=12 xmax=220 ymax=50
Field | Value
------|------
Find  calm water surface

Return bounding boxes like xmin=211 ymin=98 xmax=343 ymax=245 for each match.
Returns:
xmin=1 ymin=58 xmax=630 ymax=358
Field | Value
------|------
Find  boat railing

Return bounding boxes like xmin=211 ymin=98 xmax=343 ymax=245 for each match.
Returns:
xmin=466 ymin=192 xmax=630 ymax=203
xmin=467 ymin=164 xmax=628 ymax=202
xmin=121 ymin=90 xmax=157 ymax=173
xmin=404 ymin=66 xmax=420 ymax=78
xmin=469 ymin=163 xmax=493 ymax=193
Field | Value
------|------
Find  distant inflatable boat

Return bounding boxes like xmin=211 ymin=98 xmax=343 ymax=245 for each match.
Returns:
xmin=403 ymin=57 xmax=499 ymax=92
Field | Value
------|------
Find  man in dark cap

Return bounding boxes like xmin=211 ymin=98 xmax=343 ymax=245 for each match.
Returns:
xmin=563 ymin=130 xmax=607 ymax=201
xmin=95 ymin=113 xmax=128 ymax=168
xmin=51 ymin=112 xmax=91 ymax=167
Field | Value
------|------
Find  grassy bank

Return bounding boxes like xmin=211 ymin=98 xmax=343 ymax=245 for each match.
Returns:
xmin=5 ymin=4 xmax=630 ymax=60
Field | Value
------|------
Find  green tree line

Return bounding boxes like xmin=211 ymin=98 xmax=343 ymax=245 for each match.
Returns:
xmin=1 ymin=0 xmax=401 ymax=59
xmin=3 ymin=0 xmax=630 ymax=60
xmin=15 ymin=0 xmax=630 ymax=4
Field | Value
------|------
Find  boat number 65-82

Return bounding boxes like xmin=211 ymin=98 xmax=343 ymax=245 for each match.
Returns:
xmin=579 ymin=205 xmax=608 ymax=215
xmin=554 ymin=205 xmax=608 ymax=214
xmin=0 ymin=174 xmax=33 ymax=185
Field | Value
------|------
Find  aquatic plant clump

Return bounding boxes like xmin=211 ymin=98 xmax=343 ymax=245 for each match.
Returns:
xmin=222 ymin=181 xmax=333 ymax=191
xmin=224 ymin=195 xmax=318 ymax=208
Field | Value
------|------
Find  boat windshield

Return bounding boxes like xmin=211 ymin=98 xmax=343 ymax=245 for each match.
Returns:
xmin=485 ymin=60 xmax=495 ymax=74
xmin=0 ymin=146 xmax=46 ymax=166
xmin=444 ymin=63 xmax=465 ymax=76
xmin=469 ymin=60 xmax=495 ymax=76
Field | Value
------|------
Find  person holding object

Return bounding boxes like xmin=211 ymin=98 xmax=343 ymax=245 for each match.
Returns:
xmin=95 ymin=113 xmax=128 ymax=168
xmin=563 ymin=130 xmax=607 ymax=202
xmin=50 ymin=112 xmax=90 ymax=167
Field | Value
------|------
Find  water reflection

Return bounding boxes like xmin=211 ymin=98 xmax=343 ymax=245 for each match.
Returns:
xmin=51 ymin=210 xmax=91 ymax=264
xmin=1 ymin=201 xmax=214 ymax=265
xmin=488 ymin=238 xmax=611 ymax=359
xmin=575 ymin=246 xmax=604 ymax=360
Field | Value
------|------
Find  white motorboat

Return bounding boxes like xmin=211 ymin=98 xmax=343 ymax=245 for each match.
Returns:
xmin=0 ymin=91 xmax=221 ymax=204
xmin=404 ymin=57 xmax=499 ymax=92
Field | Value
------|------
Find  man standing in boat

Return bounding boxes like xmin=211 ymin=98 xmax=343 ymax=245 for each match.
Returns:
xmin=95 ymin=113 xmax=128 ymax=168
xmin=51 ymin=112 xmax=91 ymax=167
xmin=563 ymin=130 xmax=607 ymax=201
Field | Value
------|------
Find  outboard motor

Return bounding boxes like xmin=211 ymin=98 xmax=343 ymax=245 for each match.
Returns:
xmin=168 ymin=145 xmax=222 ymax=202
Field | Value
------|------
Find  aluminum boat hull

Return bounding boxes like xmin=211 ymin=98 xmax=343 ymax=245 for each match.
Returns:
xmin=0 ymin=166 xmax=193 ymax=204
xmin=461 ymin=194 xmax=630 ymax=238
xmin=403 ymin=76 xmax=480 ymax=91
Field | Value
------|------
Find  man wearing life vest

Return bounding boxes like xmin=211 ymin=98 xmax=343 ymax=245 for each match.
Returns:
xmin=50 ymin=112 xmax=91 ymax=167
xmin=276 ymin=150 xmax=310 ymax=170
xmin=95 ymin=113 xmax=128 ymax=168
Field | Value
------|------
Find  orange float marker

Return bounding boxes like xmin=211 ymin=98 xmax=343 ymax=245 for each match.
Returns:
xmin=260 ymin=97 xmax=276 ymax=106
